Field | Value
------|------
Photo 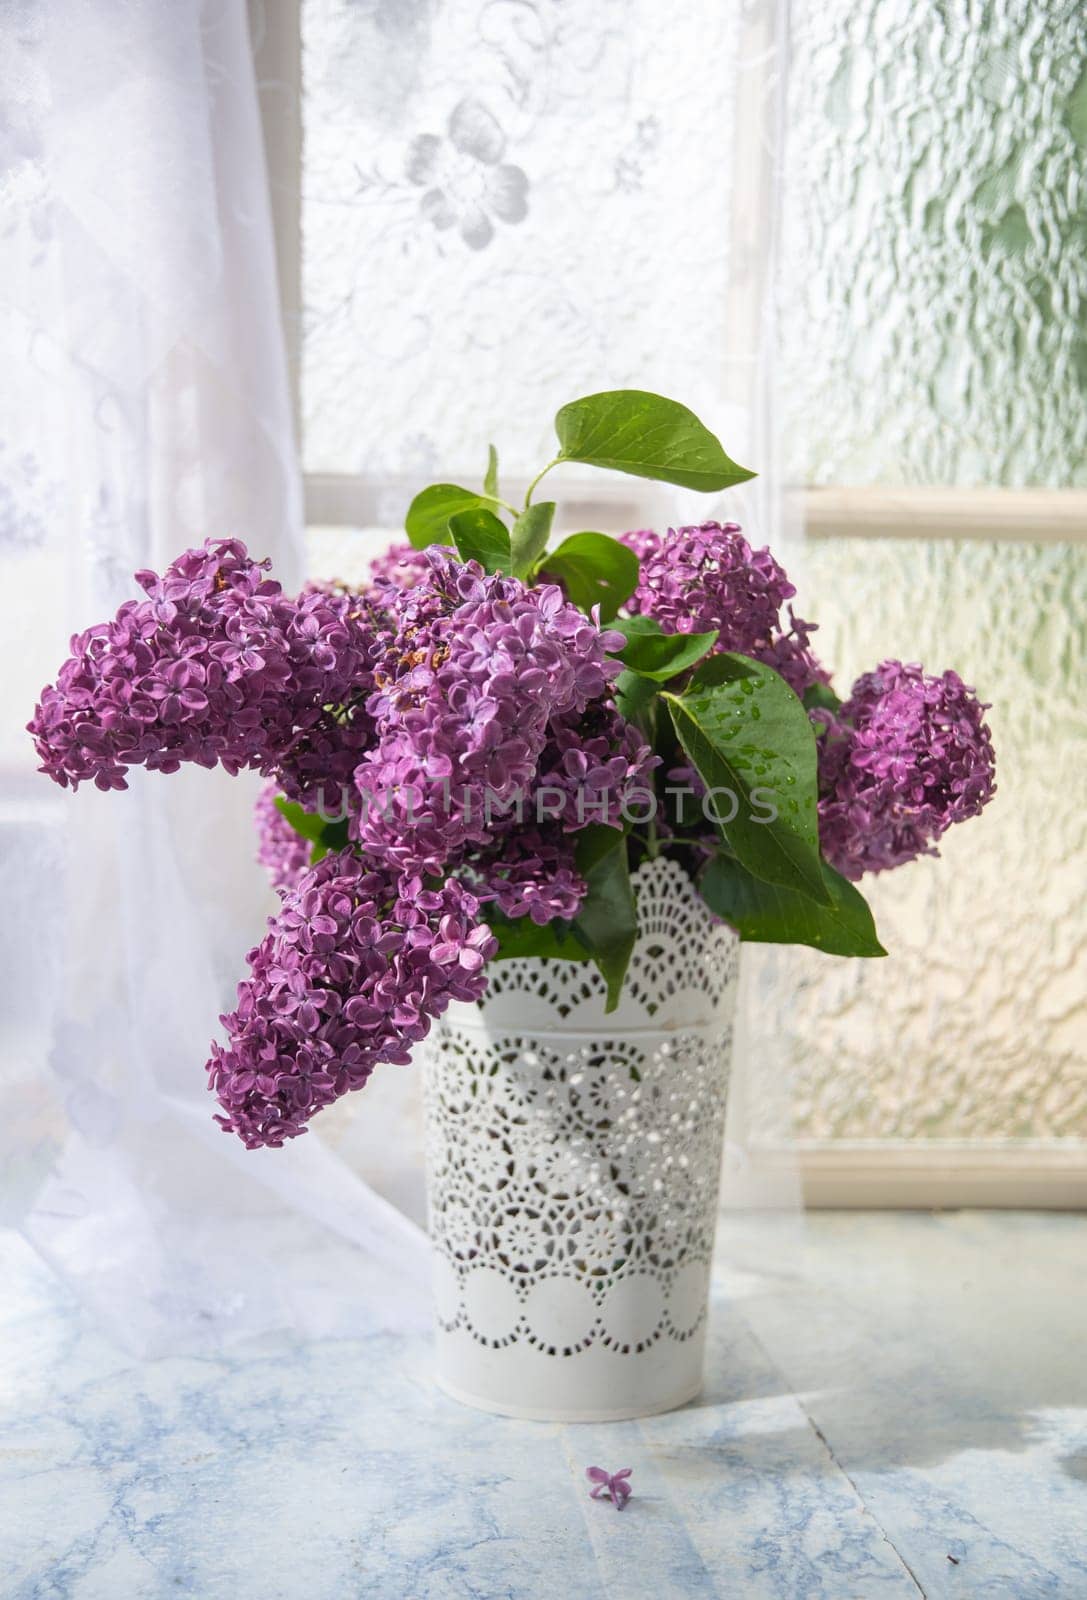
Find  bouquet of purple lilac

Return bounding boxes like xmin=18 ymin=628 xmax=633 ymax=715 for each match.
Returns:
xmin=29 ymin=391 xmax=995 ymax=1150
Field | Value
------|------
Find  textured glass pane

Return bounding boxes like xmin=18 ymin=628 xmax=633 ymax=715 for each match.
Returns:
xmin=780 ymin=0 xmax=1087 ymax=486
xmin=301 ymin=1 xmax=741 ymax=477
xmin=745 ymin=538 xmax=1087 ymax=1141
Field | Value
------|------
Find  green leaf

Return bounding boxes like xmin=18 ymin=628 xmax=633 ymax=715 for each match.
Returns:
xmin=802 ymin=681 xmax=842 ymax=715
xmin=571 ymin=822 xmax=624 ymax=875
xmin=489 ymin=912 xmax=591 ymax=962
xmin=614 ymin=668 xmax=660 ymax=724
xmin=538 ymin=530 xmax=638 ymax=613
xmin=447 ymin=507 xmax=511 ymax=574
xmin=535 ymin=532 xmax=639 ymax=622
xmin=309 ymin=818 xmax=351 ymax=864
xmin=802 ymin=679 xmax=843 ymax=736
xmin=610 ymin=614 xmax=719 ymax=681
xmin=699 ymin=854 xmax=886 ymax=957
xmin=483 ymin=444 xmax=499 ymax=499
xmin=554 ymin=390 xmax=755 ymax=492
xmin=663 ymin=653 xmax=831 ymax=905
xmin=510 ymin=500 xmax=555 ymax=579
xmin=274 ymin=797 xmax=328 ymax=845
xmin=572 ymin=825 xmax=638 ymax=1011
xmin=274 ymin=798 xmax=350 ymax=865
xmin=405 ymin=483 xmax=486 ymax=549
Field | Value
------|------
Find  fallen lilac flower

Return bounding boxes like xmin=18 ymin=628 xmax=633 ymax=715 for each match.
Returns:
xmin=586 ymin=1466 xmax=633 ymax=1510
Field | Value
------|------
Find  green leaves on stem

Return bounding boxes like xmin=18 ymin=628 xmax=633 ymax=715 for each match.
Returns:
xmin=536 ymin=532 xmax=639 ymax=621
xmin=553 ymin=390 xmax=755 ymax=492
xmin=572 ymin=824 xmax=638 ymax=1011
xmin=447 ymin=507 xmax=512 ymax=575
xmin=404 ymin=389 xmax=752 ymax=596
xmin=663 ymin=654 xmax=831 ymax=906
xmin=274 ymin=797 xmax=350 ymax=865
xmin=608 ymin=616 xmax=719 ymax=728
xmin=405 ymin=484 xmax=492 ymax=549
xmin=699 ymin=854 xmax=886 ymax=958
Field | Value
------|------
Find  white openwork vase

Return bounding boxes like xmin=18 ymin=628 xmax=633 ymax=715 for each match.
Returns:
xmin=420 ymin=857 xmax=741 ymax=1421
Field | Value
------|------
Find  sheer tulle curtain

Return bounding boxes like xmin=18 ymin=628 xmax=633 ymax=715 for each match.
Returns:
xmin=1 ymin=0 xmax=429 ymax=1353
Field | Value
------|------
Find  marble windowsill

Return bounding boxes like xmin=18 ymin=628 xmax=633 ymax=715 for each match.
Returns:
xmin=2 ymin=1211 xmax=1084 ymax=1599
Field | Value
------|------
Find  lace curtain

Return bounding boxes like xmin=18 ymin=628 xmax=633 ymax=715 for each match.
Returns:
xmin=1 ymin=0 xmax=430 ymax=1353
xmin=1 ymin=0 xmax=797 ymax=1354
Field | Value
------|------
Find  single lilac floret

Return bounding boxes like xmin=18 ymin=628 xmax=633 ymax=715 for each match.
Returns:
xmin=586 ymin=1466 xmax=633 ymax=1510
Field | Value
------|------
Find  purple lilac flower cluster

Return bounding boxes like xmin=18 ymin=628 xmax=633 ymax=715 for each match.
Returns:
xmin=209 ymin=851 xmax=495 ymax=1148
xmin=470 ymin=828 xmax=586 ymax=925
xmin=616 ymin=521 xmax=996 ymax=874
xmin=817 ymin=661 xmax=996 ymax=880
xmin=29 ymin=537 xmax=658 ymax=1146
xmin=352 ymin=550 xmax=638 ymax=874
xmin=364 ymin=539 xmax=436 ymax=593
xmin=31 ymin=515 xmax=996 ymax=1149
xmin=28 ymin=540 xmax=376 ymax=799
xmin=619 ymin=521 xmax=829 ymax=698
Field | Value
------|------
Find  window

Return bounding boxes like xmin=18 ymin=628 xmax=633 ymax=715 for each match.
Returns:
xmin=252 ymin=0 xmax=1087 ymax=1203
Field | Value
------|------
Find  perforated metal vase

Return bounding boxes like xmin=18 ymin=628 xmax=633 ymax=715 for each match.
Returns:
xmin=420 ymin=858 xmax=740 ymax=1421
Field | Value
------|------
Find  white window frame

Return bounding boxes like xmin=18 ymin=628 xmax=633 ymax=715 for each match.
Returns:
xmin=249 ymin=0 xmax=1087 ymax=1209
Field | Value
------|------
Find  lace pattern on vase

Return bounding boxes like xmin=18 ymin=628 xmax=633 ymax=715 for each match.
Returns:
xmin=421 ymin=859 xmax=740 ymax=1358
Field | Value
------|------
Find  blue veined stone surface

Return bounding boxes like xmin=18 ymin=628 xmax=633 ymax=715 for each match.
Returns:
xmin=3 ymin=1211 xmax=1085 ymax=1599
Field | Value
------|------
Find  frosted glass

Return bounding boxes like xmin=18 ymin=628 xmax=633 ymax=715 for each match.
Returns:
xmin=780 ymin=0 xmax=1087 ymax=487
xmin=745 ymin=538 xmax=1087 ymax=1141
xmin=301 ymin=0 xmax=742 ymax=478
xmin=299 ymin=2 xmax=1087 ymax=1151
